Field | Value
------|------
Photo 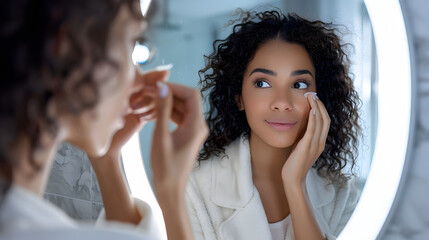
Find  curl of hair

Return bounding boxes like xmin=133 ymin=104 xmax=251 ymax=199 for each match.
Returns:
xmin=198 ymin=10 xmax=362 ymax=184
xmin=0 ymin=0 xmax=142 ymax=197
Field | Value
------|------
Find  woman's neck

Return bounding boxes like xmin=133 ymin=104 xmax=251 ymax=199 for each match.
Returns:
xmin=249 ymin=132 xmax=294 ymax=222
xmin=12 ymin=133 xmax=61 ymax=196
xmin=249 ymin=132 xmax=293 ymax=179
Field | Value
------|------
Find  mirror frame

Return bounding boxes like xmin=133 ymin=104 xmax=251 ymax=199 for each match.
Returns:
xmin=339 ymin=0 xmax=415 ymax=239
xmin=122 ymin=0 xmax=416 ymax=239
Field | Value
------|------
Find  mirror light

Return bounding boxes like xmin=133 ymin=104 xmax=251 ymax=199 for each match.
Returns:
xmin=140 ymin=0 xmax=151 ymax=17
xmin=338 ymin=0 xmax=413 ymax=239
xmin=121 ymin=133 xmax=167 ymax=239
xmin=132 ymin=44 xmax=151 ymax=65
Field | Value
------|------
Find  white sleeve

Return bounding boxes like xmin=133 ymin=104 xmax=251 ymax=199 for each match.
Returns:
xmin=95 ymin=198 xmax=162 ymax=239
xmin=331 ymin=178 xmax=361 ymax=238
xmin=314 ymin=178 xmax=360 ymax=240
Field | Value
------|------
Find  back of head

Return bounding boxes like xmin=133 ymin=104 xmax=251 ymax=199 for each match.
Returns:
xmin=0 ymin=0 xmax=139 ymax=196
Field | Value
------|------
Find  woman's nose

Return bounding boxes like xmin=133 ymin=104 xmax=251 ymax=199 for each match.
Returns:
xmin=270 ymin=90 xmax=293 ymax=111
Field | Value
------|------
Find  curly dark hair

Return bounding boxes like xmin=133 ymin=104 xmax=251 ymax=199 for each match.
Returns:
xmin=0 ymin=0 xmax=143 ymax=196
xmin=198 ymin=10 xmax=361 ymax=183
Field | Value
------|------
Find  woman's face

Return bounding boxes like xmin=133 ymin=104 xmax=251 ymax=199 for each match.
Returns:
xmin=239 ymin=39 xmax=316 ymax=149
xmin=66 ymin=5 xmax=146 ymax=157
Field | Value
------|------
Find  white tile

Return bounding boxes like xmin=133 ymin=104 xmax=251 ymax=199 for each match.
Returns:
xmin=46 ymin=144 xmax=91 ymax=200
xmin=44 ymin=194 xmax=94 ymax=221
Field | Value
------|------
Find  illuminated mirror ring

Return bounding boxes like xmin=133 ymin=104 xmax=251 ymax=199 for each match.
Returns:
xmin=339 ymin=0 xmax=415 ymax=239
xmin=122 ymin=0 xmax=415 ymax=239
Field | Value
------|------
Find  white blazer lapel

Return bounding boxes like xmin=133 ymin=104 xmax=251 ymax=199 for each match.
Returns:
xmin=211 ymin=135 xmax=254 ymax=208
xmin=211 ymin=135 xmax=272 ymax=239
xmin=218 ymin=189 xmax=272 ymax=240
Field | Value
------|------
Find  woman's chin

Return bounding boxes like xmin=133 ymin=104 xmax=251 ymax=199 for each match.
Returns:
xmin=264 ymin=137 xmax=296 ymax=149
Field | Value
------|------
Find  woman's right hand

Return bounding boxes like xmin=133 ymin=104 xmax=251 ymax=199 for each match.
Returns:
xmin=150 ymin=81 xmax=208 ymax=200
xmin=150 ymin=81 xmax=207 ymax=240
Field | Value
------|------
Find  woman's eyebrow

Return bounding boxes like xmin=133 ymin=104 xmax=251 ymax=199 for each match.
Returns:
xmin=291 ymin=69 xmax=313 ymax=77
xmin=250 ymin=68 xmax=277 ymax=76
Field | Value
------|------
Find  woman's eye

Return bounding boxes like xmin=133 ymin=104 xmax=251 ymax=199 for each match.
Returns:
xmin=254 ymin=80 xmax=271 ymax=88
xmin=293 ymin=81 xmax=309 ymax=89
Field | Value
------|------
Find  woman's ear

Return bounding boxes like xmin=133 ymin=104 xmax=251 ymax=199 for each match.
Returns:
xmin=235 ymin=95 xmax=244 ymax=111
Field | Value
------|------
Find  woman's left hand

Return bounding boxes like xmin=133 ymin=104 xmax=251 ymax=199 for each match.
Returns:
xmin=281 ymin=92 xmax=331 ymax=186
xmin=92 ymin=69 xmax=169 ymax=161
xmin=87 ymin=68 xmax=170 ymax=224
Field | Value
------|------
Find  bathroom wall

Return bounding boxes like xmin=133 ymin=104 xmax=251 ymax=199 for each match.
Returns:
xmin=381 ymin=0 xmax=429 ymax=239
xmin=44 ymin=143 xmax=103 ymax=220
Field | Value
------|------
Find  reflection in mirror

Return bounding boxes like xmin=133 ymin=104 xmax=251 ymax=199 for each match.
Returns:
xmin=132 ymin=0 xmax=377 ymax=239
xmin=139 ymin=0 xmax=375 ymax=188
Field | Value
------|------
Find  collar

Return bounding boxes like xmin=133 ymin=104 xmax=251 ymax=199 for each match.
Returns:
xmin=211 ymin=135 xmax=335 ymax=209
xmin=0 ymin=185 xmax=76 ymax=232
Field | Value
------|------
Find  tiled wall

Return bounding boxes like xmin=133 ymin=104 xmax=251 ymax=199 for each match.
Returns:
xmin=44 ymin=143 xmax=103 ymax=220
xmin=381 ymin=0 xmax=429 ymax=239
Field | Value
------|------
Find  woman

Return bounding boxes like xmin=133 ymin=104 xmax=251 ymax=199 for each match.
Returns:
xmin=185 ymin=10 xmax=361 ymax=240
xmin=0 ymin=0 xmax=207 ymax=239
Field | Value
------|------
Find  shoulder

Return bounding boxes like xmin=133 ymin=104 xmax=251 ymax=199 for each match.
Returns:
xmin=307 ymin=170 xmax=361 ymax=237
xmin=306 ymin=169 xmax=360 ymax=208
xmin=186 ymin=135 xmax=253 ymax=206
xmin=189 ymin=135 xmax=248 ymax=183
xmin=334 ymin=175 xmax=361 ymax=207
xmin=0 ymin=228 xmax=151 ymax=240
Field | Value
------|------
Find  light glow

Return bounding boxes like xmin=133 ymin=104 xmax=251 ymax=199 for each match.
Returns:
xmin=132 ymin=44 xmax=151 ymax=65
xmin=121 ymin=133 xmax=167 ymax=240
xmin=140 ymin=0 xmax=151 ymax=17
xmin=338 ymin=0 xmax=412 ymax=239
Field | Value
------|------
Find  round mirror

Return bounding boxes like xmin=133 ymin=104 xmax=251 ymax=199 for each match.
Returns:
xmin=122 ymin=0 xmax=414 ymax=239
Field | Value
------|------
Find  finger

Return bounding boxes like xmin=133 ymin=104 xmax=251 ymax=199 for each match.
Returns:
xmin=308 ymin=93 xmax=323 ymax=149
xmin=138 ymin=104 xmax=182 ymax=124
xmin=152 ymin=81 xmax=173 ymax=147
xmin=130 ymin=88 xmax=157 ymax=115
xmin=167 ymin=83 xmax=204 ymax=130
xmin=109 ymin=114 xmax=144 ymax=150
xmin=136 ymin=109 xmax=156 ymax=120
xmin=316 ymin=100 xmax=330 ymax=147
xmin=130 ymin=86 xmax=157 ymax=106
xmin=170 ymin=107 xmax=184 ymax=125
xmin=172 ymin=95 xmax=186 ymax=113
xmin=132 ymin=67 xmax=171 ymax=93
xmin=300 ymin=94 xmax=317 ymax=146
xmin=170 ymin=97 xmax=189 ymax=125
xmin=167 ymin=83 xmax=208 ymax=148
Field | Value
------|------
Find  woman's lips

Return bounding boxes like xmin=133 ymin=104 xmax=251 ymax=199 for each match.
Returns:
xmin=265 ymin=120 xmax=297 ymax=131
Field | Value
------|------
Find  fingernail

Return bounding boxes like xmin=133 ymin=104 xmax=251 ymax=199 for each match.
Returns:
xmin=157 ymin=81 xmax=168 ymax=98
xmin=153 ymin=63 xmax=174 ymax=71
xmin=304 ymin=92 xmax=318 ymax=100
xmin=313 ymin=109 xmax=316 ymax=115
xmin=313 ymin=92 xmax=319 ymax=100
xmin=304 ymin=92 xmax=314 ymax=98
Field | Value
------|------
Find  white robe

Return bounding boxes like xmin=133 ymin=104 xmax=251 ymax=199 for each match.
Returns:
xmin=0 ymin=185 xmax=161 ymax=240
xmin=185 ymin=135 xmax=360 ymax=240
